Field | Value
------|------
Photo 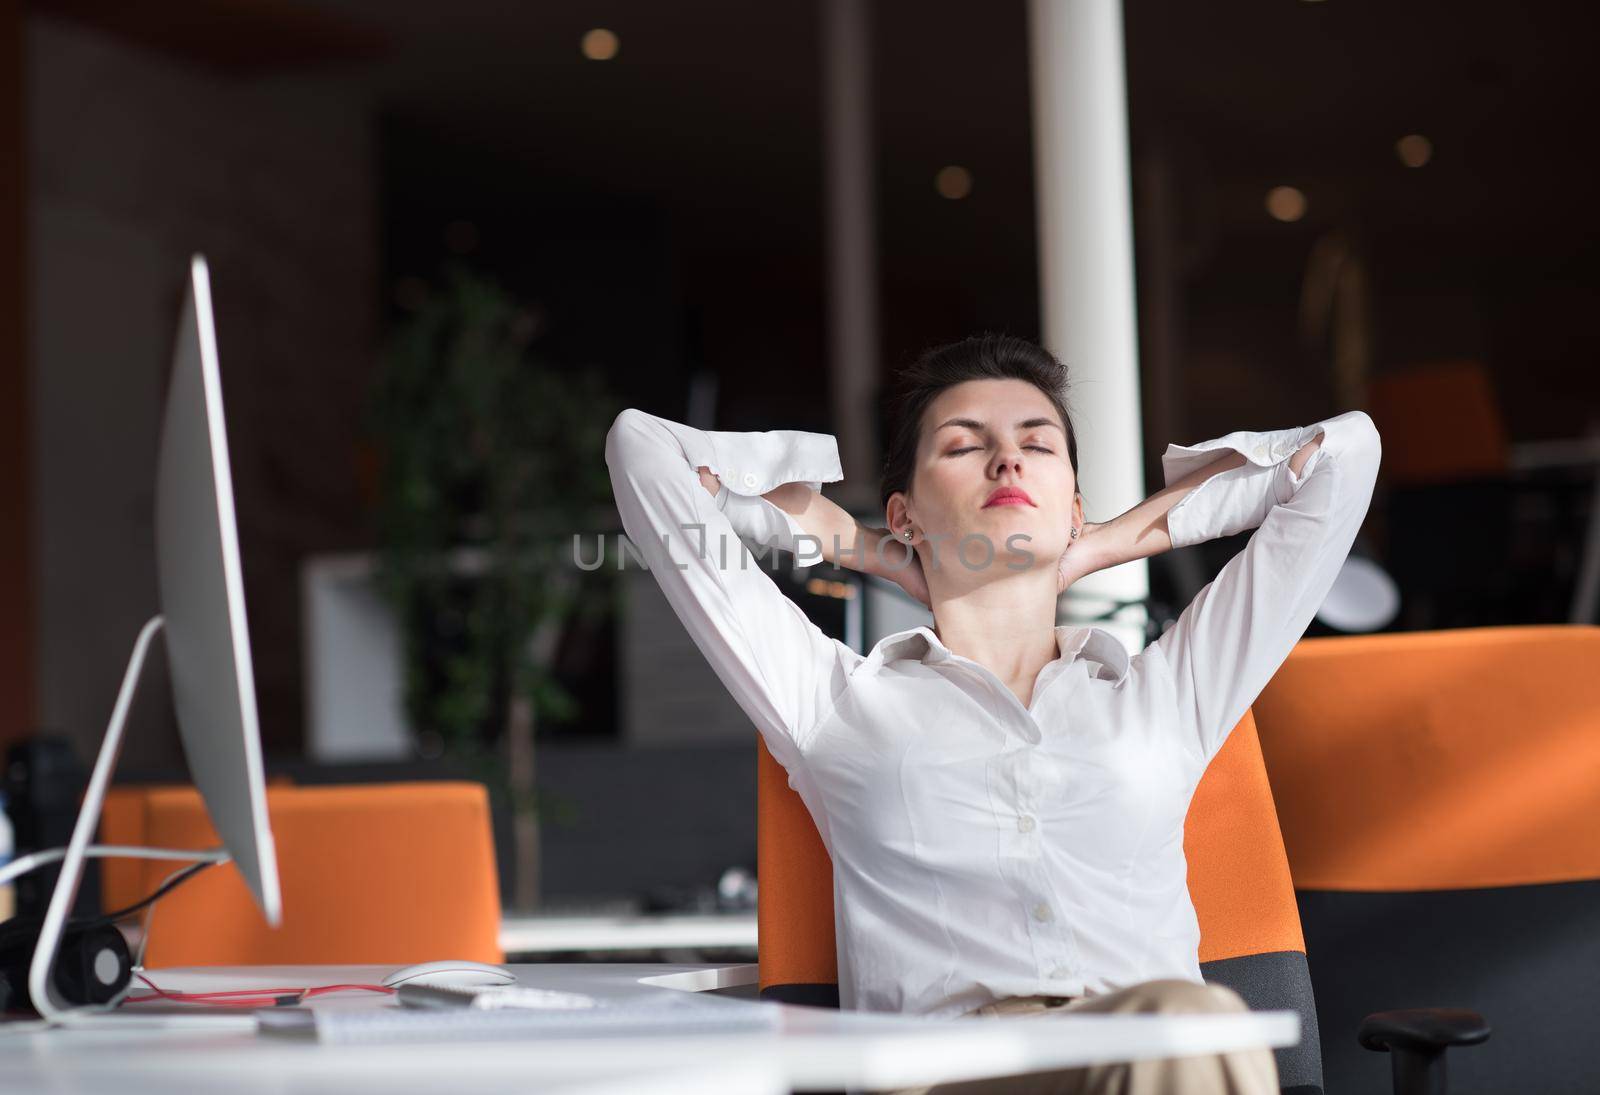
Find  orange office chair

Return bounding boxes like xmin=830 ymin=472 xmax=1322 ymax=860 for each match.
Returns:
xmin=1365 ymin=361 xmax=1509 ymax=488
xmin=1254 ymin=625 xmax=1600 ymax=1095
xmin=99 ymin=781 xmax=503 ymax=966
xmin=758 ymin=710 xmax=1326 ymax=1094
xmin=1365 ymin=362 xmax=1525 ymax=629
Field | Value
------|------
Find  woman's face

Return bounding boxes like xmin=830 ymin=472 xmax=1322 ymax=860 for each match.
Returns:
xmin=889 ymin=378 xmax=1082 ymax=578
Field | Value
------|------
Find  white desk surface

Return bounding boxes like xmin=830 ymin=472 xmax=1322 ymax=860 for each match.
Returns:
xmin=1 ymin=963 xmax=1301 ymax=1094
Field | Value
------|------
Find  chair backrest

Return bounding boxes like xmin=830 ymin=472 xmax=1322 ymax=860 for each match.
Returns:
xmin=1366 ymin=361 xmax=1508 ymax=486
xmin=1253 ymin=624 xmax=1600 ymax=1095
xmin=757 ymin=709 xmax=1324 ymax=1094
xmin=99 ymin=781 xmax=503 ymax=966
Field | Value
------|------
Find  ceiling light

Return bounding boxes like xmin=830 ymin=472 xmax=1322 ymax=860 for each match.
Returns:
xmin=581 ymin=28 xmax=619 ymax=61
xmin=1395 ymin=134 xmax=1433 ymax=168
xmin=1265 ymin=186 xmax=1307 ymax=222
xmin=935 ymin=165 xmax=973 ymax=200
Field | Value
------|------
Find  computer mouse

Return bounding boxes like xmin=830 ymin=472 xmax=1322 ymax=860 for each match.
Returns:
xmin=381 ymin=960 xmax=518 ymax=989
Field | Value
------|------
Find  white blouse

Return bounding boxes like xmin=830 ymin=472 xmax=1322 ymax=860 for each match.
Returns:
xmin=604 ymin=405 xmax=1381 ymax=1019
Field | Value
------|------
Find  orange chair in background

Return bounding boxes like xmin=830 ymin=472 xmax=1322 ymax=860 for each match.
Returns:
xmin=101 ymin=782 xmax=187 ymax=919
xmin=99 ymin=782 xmax=503 ymax=967
xmin=1366 ymin=360 xmax=1509 ymax=487
xmin=1365 ymin=361 xmax=1532 ymax=628
xmin=1254 ymin=625 xmax=1600 ymax=895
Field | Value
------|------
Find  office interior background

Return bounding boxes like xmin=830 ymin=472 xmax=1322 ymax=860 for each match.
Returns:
xmin=0 ymin=0 xmax=1596 ymax=1029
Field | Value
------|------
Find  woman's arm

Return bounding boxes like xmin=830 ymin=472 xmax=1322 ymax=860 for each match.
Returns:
xmin=1128 ymin=409 xmax=1381 ymax=766
xmin=1060 ymin=437 xmax=1324 ymax=588
xmin=697 ymin=469 xmax=929 ymax=606
xmin=605 ymin=409 xmax=862 ymax=770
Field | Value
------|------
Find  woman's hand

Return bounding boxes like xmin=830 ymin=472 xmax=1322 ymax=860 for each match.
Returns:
xmin=1056 ymin=520 xmax=1106 ymax=594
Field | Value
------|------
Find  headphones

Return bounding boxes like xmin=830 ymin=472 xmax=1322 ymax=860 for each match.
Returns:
xmin=0 ymin=916 xmax=132 ymax=1015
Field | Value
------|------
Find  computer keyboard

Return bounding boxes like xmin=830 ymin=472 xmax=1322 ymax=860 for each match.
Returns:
xmin=259 ymin=994 xmax=783 ymax=1044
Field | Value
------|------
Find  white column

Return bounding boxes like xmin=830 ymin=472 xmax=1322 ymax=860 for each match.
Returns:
xmin=821 ymin=0 xmax=880 ymax=514
xmin=1028 ymin=0 xmax=1149 ymax=653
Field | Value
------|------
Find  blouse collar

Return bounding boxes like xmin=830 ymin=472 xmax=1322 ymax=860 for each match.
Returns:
xmin=867 ymin=623 xmax=1131 ymax=685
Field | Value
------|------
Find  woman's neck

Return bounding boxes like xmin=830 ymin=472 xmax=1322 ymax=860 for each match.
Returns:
xmin=931 ymin=574 xmax=1062 ymax=701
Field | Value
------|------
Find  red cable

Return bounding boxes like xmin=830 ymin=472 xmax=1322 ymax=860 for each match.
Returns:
xmin=125 ymin=973 xmax=395 ymax=1007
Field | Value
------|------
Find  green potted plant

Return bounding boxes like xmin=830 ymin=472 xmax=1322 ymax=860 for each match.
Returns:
xmin=367 ymin=265 xmax=617 ymax=909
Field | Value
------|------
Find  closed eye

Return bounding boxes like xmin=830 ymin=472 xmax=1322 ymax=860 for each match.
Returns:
xmin=946 ymin=445 xmax=1054 ymax=455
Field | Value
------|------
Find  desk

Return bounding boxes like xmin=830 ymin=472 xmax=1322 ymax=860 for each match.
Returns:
xmin=1 ymin=964 xmax=1301 ymax=1094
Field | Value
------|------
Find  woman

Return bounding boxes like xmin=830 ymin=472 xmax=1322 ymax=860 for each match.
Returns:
xmin=604 ymin=334 xmax=1381 ymax=1095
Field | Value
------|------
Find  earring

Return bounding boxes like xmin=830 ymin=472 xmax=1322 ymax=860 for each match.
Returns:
xmin=902 ymin=528 xmax=914 ymax=540
xmin=1069 ymin=527 xmax=1079 ymax=539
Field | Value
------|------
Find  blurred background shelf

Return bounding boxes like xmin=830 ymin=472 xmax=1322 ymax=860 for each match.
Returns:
xmin=499 ymin=909 xmax=757 ymax=961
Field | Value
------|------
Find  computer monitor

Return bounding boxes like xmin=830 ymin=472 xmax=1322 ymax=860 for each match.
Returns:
xmin=153 ymin=255 xmax=281 ymax=924
xmin=27 ymin=255 xmax=281 ymax=1022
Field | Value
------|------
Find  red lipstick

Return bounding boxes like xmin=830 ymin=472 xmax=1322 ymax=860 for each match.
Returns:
xmin=983 ymin=487 xmax=1035 ymax=508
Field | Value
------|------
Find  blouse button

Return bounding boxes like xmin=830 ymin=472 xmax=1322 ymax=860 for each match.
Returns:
xmin=1031 ymin=902 xmax=1053 ymax=923
xmin=1017 ymin=815 xmax=1036 ymax=833
xmin=1050 ymin=965 xmax=1072 ymax=980
xmin=742 ymin=472 xmax=758 ymax=488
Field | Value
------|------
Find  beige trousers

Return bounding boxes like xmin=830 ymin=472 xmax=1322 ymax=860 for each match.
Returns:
xmin=881 ymin=978 xmax=1281 ymax=1095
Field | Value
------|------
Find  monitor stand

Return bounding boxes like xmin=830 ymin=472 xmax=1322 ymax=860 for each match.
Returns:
xmin=23 ymin=616 xmax=246 ymax=1030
